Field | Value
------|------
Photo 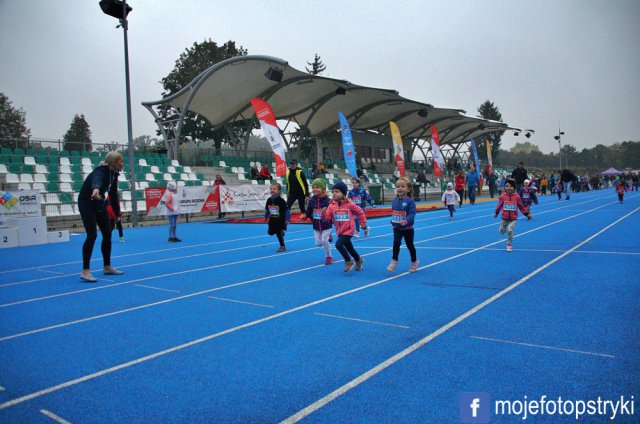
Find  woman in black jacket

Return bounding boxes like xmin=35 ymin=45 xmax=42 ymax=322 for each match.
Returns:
xmin=78 ymin=151 xmax=125 ymax=282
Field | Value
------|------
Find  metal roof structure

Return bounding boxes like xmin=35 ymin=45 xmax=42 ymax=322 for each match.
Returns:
xmin=143 ymin=55 xmax=520 ymax=158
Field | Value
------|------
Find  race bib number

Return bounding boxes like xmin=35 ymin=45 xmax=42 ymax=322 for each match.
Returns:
xmin=268 ymin=206 xmax=280 ymax=216
xmin=335 ymin=211 xmax=350 ymax=222
xmin=351 ymin=195 xmax=361 ymax=205
xmin=522 ymin=193 xmax=530 ymax=199
xmin=392 ymin=210 xmax=406 ymax=223
xmin=503 ymin=202 xmax=517 ymax=211
xmin=313 ymin=209 xmax=322 ymax=220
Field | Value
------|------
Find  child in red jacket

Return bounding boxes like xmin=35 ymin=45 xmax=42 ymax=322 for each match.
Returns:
xmin=323 ymin=181 xmax=367 ymax=272
xmin=615 ymin=180 xmax=627 ymax=204
xmin=494 ymin=179 xmax=532 ymax=252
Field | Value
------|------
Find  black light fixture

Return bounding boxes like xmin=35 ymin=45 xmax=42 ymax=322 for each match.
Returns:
xmin=99 ymin=0 xmax=132 ymax=19
xmin=525 ymin=132 xmax=531 ymax=138
xmin=417 ymin=109 xmax=429 ymax=118
xmin=514 ymin=131 xmax=520 ymax=136
xmin=335 ymin=87 xmax=347 ymax=95
xmin=265 ymin=67 xmax=283 ymax=82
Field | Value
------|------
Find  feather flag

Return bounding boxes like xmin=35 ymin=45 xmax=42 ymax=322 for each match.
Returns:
xmin=389 ymin=121 xmax=406 ymax=177
xmin=338 ymin=112 xmax=358 ymax=178
xmin=250 ymin=98 xmax=287 ymax=177
xmin=430 ymin=125 xmax=444 ymax=177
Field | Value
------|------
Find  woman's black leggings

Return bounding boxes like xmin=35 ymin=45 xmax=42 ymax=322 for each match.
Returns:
xmin=81 ymin=209 xmax=112 ymax=269
xmin=393 ymin=228 xmax=417 ymax=262
xmin=335 ymin=235 xmax=360 ymax=261
xmin=455 ymin=189 xmax=464 ymax=205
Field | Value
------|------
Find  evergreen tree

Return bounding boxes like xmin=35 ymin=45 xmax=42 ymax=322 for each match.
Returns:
xmin=0 ymin=93 xmax=31 ymax=148
xmin=477 ymin=100 xmax=504 ymax=161
xmin=63 ymin=114 xmax=92 ymax=152
xmin=305 ymin=53 xmax=326 ymax=75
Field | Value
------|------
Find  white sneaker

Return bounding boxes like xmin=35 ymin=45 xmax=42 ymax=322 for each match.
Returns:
xmin=387 ymin=260 xmax=398 ymax=272
xmin=506 ymin=243 xmax=513 ymax=252
xmin=364 ymin=227 xmax=370 ymax=237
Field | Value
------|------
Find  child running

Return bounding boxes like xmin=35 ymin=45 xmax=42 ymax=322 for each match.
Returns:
xmin=615 ymin=179 xmax=627 ymax=204
xmin=303 ymin=178 xmax=334 ymax=264
xmin=265 ymin=182 xmax=290 ymax=252
xmin=347 ymin=177 xmax=375 ymax=238
xmin=441 ymin=182 xmax=461 ymax=220
xmin=554 ymin=179 xmax=563 ymax=200
xmin=323 ymin=181 xmax=367 ymax=272
xmin=388 ymin=177 xmax=419 ymax=272
xmin=518 ymin=179 xmax=538 ymax=214
xmin=165 ymin=182 xmax=181 ymax=242
xmin=494 ymin=179 xmax=532 ymax=252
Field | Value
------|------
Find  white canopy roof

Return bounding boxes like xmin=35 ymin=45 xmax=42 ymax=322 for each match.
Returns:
xmin=143 ymin=55 xmax=517 ymax=145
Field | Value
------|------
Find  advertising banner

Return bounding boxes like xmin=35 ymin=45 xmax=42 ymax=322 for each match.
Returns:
xmin=0 ymin=190 xmax=42 ymax=219
xmin=219 ymin=184 xmax=271 ymax=213
xmin=145 ymin=185 xmax=220 ymax=216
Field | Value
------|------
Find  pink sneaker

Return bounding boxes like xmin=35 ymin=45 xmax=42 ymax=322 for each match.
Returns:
xmin=324 ymin=256 xmax=333 ymax=265
xmin=409 ymin=260 xmax=419 ymax=273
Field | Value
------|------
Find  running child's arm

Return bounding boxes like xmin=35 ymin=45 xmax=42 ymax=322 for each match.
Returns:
xmin=515 ymin=195 xmax=533 ymax=220
xmin=365 ymin=192 xmax=375 ymax=207
xmin=532 ymin=190 xmax=538 ymax=205
xmin=354 ymin=203 xmax=367 ymax=229
xmin=284 ymin=207 xmax=291 ymax=224
xmin=494 ymin=198 xmax=504 ymax=218
xmin=405 ymin=198 xmax=417 ymax=226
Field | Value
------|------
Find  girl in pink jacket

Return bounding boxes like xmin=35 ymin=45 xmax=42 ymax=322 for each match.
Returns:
xmin=494 ymin=179 xmax=532 ymax=252
xmin=323 ymin=181 xmax=367 ymax=272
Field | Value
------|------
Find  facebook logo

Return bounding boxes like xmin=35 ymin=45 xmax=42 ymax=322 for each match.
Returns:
xmin=460 ymin=392 xmax=490 ymax=423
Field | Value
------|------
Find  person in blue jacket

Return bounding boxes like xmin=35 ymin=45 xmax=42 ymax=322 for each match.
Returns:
xmin=466 ymin=164 xmax=480 ymax=205
xmin=347 ymin=177 xmax=375 ymax=237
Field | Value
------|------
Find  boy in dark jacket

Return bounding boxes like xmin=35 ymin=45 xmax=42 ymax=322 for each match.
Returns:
xmin=265 ymin=183 xmax=290 ymax=252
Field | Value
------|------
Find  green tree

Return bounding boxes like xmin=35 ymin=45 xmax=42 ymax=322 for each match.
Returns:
xmin=510 ymin=141 xmax=540 ymax=155
xmin=619 ymin=141 xmax=640 ymax=168
xmin=63 ymin=114 xmax=92 ymax=152
xmin=305 ymin=53 xmax=326 ymax=75
xmin=158 ymin=39 xmax=248 ymax=157
xmin=477 ymin=100 xmax=504 ymax=161
xmin=0 ymin=92 xmax=31 ymax=148
xmin=133 ymin=134 xmax=160 ymax=152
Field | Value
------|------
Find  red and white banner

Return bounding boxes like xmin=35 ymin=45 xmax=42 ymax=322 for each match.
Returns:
xmin=219 ymin=184 xmax=272 ymax=213
xmin=145 ymin=186 xmax=220 ymax=216
xmin=430 ymin=125 xmax=444 ymax=177
xmin=251 ymin=98 xmax=287 ymax=177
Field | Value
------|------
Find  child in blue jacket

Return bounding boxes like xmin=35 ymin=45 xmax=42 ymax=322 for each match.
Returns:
xmin=347 ymin=177 xmax=375 ymax=238
xmin=388 ymin=177 xmax=419 ymax=272
xmin=303 ymin=178 xmax=334 ymax=264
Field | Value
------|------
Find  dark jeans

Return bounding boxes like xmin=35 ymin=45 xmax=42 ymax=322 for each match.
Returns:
xmin=80 ymin=208 xmax=112 ymax=270
xmin=336 ymin=235 xmax=360 ymax=262
xmin=467 ymin=186 xmax=476 ymax=204
xmin=111 ymin=219 xmax=123 ymax=238
xmin=488 ymin=183 xmax=496 ymax=198
xmin=455 ymin=189 xmax=464 ymax=206
xmin=447 ymin=205 xmax=455 ymax=217
xmin=286 ymin=193 xmax=306 ymax=214
xmin=393 ymin=228 xmax=417 ymax=262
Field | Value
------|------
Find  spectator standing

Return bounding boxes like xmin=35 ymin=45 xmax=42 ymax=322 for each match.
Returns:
xmin=285 ymin=159 xmax=309 ymax=214
xmin=511 ymin=162 xmax=528 ymax=192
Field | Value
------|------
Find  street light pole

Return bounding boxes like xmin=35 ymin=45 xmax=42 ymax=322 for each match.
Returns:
xmin=554 ymin=129 xmax=565 ymax=170
xmin=100 ymin=0 xmax=137 ymax=226
xmin=120 ymin=3 xmax=138 ymax=226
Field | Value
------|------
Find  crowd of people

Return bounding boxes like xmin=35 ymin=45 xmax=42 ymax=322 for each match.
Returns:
xmin=78 ymin=152 xmax=637 ymax=282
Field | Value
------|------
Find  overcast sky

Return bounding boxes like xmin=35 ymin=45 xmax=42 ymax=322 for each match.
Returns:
xmin=1 ymin=0 xmax=639 ymax=154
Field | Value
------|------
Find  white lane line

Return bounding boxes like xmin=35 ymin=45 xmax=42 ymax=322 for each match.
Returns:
xmin=40 ymin=409 xmax=72 ymax=424
xmin=208 ymin=296 xmax=274 ymax=308
xmin=0 ymin=247 xmax=317 ymax=308
xmin=469 ymin=336 xmax=616 ymax=358
xmin=134 ymin=284 xmax=181 ymax=294
xmin=279 ymin=206 xmax=639 ymax=424
xmin=36 ymin=269 xmax=65 ymax=275
xmin=1 ymin=204 xmax=631 ymax=411
xmin=314 ymin=313 xmax=410 ymax=329
xmin=0 ymin=197 xmax=621 ymax=341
